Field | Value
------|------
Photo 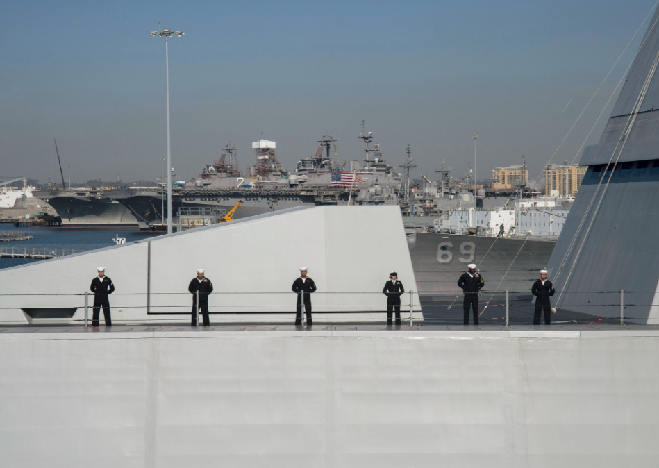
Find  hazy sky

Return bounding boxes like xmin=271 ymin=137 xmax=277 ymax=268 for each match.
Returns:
xmin=1 ymin=0 xmax=657 ymax=185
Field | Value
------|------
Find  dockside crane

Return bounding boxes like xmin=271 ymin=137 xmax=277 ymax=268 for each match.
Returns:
xmin=220 ymin=201 xmax=243 ymax=223
xmin=54 ymin=139 xmax=66 ymax=189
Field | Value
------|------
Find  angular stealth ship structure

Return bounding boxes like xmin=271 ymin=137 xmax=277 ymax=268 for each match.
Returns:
xmin=547 ymin=8 xmax=659 ymax=323
xmin=0 ymin=206 xmax=422 ymax=324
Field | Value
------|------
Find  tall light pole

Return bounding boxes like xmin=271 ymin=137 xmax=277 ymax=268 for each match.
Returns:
xmin=160 ymin=157 xmax=166 ymax=225
xmin=472 ymin=134 xmax=478 ymax=209
xmin=151 ymin=27 xmax=185 ymax=234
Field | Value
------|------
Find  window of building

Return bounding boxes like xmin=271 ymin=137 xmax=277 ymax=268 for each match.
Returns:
xmin=635 ymin=161 xmax=649 ymax=175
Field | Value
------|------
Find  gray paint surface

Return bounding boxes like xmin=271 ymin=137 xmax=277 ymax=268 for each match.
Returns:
xmin=581 ymin=7 xmax=659 ymax=165
xmin=548 ymin=5 xmax=659 ymax=322
xmin=1 ymin=329 xmax=659 ymax=467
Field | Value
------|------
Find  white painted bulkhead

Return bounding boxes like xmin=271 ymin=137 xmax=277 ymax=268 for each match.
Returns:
xmin=0 ymin=207 xmax=422 ymax=324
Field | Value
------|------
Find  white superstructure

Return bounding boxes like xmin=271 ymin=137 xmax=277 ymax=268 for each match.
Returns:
xmin=0 ymin=206 xmax=422 ymax=324
xmin=0 ymin=184 xmax=34 ymax=208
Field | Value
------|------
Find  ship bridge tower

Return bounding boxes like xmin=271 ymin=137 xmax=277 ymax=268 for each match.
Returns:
xmin=252 ymin=139 xmax=287 ymax=178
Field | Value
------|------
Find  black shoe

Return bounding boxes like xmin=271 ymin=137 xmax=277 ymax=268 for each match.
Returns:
xmin=295 ymin=320 xmax=302 ymax=326
xmin=395 ymin=319 xmax=402 ymax=324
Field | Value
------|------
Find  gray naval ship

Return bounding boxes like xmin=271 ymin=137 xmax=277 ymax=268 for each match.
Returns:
xmin=35 ymin=123 xmax=401 ymax=227
xmin=546 ymin=5 xmax=659 ymax=324
xmin=115 ymin=125 xmax=402 ymax=226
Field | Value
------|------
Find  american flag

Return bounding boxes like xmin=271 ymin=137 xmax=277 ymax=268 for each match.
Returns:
xmin=331 ymin=172 xmax=366 ymax=186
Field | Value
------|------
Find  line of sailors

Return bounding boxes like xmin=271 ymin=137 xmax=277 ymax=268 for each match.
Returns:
xmin=89 ymin=265 xmax=555 ymax=327
xmin=457 ymin=263 xmax=554 ymax=325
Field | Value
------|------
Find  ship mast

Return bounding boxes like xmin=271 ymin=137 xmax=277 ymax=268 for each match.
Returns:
xmin=399 ymin=144 xmax=417 ymax=204
xmin=223 ymin=140 xmax=239 ymax=174
xmin=358 ymin=120 xmax=375 ymax=167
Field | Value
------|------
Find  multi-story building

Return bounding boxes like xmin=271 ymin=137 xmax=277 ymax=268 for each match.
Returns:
xmin=543 ymin=164 xmax=587 ymax=196
xmin=492 ymin=165 xmax=528 ymax=190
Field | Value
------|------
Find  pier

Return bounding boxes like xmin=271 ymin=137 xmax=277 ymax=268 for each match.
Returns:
xmin=0 ymin=247 xmax=74 ymax=259
xmin=0 ymin=230 xmax=33 ymax=242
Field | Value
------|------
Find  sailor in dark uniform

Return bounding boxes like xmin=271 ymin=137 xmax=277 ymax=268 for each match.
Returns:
xmin=457 ymin=263 xmax=484 ymax=325
xmin=292 ymin=267 xmax=316 ymax=326
xmin=382 ymin=271 xmax=404 ymax=324
xmin=532 ymin=269 xmax=555 ymax=325
xmin=188 ymin=269 xmax=213 ymax=326
xmin=90 ymin=267 xmax=115 ymax=327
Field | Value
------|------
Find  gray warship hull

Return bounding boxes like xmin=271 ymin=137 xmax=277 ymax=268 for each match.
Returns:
xmin=40 ymin=196 xmax=138 ymax=227
xmin=409 ymin=233 xmax=556 ymax=295
xmin=116 ymin=189 xmax=356 ymax=225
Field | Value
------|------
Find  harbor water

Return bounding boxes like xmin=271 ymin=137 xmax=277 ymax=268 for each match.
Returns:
xmin=0 ymin=225 xmax=151 ymax=269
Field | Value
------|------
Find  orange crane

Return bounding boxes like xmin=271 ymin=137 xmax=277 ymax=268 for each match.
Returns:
xmin=220 ymin=201 xmax=243 ymax=222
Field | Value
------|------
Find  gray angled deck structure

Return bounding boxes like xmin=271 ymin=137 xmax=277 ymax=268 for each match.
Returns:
xmin=547 ymin=6 xmax=659 ymax=323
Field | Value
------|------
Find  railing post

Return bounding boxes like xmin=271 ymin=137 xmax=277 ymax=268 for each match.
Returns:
xmin=409 ymin=290 xmax=414 ymax=327
xmin=146 ymin=241 xmax=151 ymax=314
xmin=84 ymin=291 xmax=89 ymax=328
xmin=505 ymin=290 xmax=509 ymax=327
xmin=196 ymin=290 xmax=200 ymax=328
xmin=620 ymin=289 xmax=625 ymax=326
xmin=301 ymin=290 xmax=306 ymax=326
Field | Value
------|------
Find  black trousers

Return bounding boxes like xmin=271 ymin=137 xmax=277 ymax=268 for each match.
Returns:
xmin=92 ymin=297 xmax=111 ymax=326
xmin=534 ymin=301 xmax=552 ymax=325
xmin=192 ymin=298 xmax=210 ymax=326
xmin=387 ymin=302 xmax=401 ymax=322
xmin=296 ymin=294 xmax=312 ymax=324
xmin=463 ymin=294 xmax=479 ymax=325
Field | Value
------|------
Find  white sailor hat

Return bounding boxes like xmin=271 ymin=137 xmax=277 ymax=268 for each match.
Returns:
xmin=467 ymin=264 xmax=477 ymax=269
xmin=196 ymin=269 xmax=205 ymax=273
xmin=300 ymin=267 xmax=308 ymax=271
xmin=97 ymin=267 xmax=105 ymax=272
xmin=540 ymin=269 xmax=548 ymax=274
xmin=390 ymin=271 xmax=398 ymax=276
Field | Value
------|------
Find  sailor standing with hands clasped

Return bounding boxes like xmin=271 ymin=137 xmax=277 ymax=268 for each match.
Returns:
xmin=292 ymin=267 xmax=316 ymax=326
xmin=382 ymin=271 xmax=404 ymax=324
xmin=90 ymin=267 xmax=115 ymax=327
xmin=458 ymin=263 xmax=484 ymax=325
xmin=188 ymin=269 xmax=213 ymax=327
xmin=532 ymin=269 xmax=555 ymax=325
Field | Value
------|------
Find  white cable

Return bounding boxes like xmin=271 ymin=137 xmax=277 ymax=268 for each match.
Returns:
xmin=556 ymin=35 xmax=659 ymax=306
xmin=552 ymin=9 xmax=659 ymax=284
xmin=532 ymin=1 xmax=658 ymax=186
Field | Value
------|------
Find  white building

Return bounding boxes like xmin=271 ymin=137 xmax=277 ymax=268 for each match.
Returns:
xmin=515 ymin=209 xmax=568 ymax=236
xmin=438 ymin=208 xmax=516 ymax=236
